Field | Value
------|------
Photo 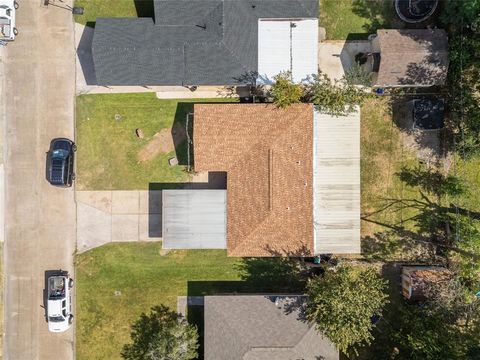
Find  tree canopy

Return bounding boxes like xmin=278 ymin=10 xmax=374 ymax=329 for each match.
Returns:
xmin=270 ymin=71 xmax=303 ymax=108
xmin=306 ymin=264 xmax=388 ymax=354
xmin=270 ymin=70 xmax=369 ymax=115
xmin=121 ymin=305 xmax=199 ymax=360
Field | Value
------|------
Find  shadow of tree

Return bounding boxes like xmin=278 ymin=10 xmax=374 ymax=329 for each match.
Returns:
xmin=351 ymin=0 xmax=393 ymax=33
xmin=236 ymin=257 xmax=307 ymax=293
xmin=362 ymin=231 xmax=438 ymax=262
xmin=362 ymin=163 xmax=480 ymax=262
xmin=397 ymin=166 xmax=466 ymax=198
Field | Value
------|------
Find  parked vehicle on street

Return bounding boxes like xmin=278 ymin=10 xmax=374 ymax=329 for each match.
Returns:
xmin=47 ymin=272 xmax=74 ymax=333
xmin=47 ymin=138 xmax=76 ymax=187
xmin=0 ymin=0 xmax=18 ymax=41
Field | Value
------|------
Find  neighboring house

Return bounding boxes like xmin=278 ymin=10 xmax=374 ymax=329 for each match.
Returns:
xmin=401 ymin=266 xmax=452 ymax=302
xmin=161 ymin=104 xmax=361 ymax=257
xmin=91 ymin=0 xmax=318 ymax=86
xmin=204 ymin=295 xmax=339 ymax=360
xmin=370 ymin=29 xmax=449 ymax=87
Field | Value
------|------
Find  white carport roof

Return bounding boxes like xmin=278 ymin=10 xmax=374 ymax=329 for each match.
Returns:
xmin=257 ymin=18 xmax=318 ymax=85
xmin=162 ymin=190 xmax=226 ymax=249
xmin=313 ymin=109 xmax=361 ymax=254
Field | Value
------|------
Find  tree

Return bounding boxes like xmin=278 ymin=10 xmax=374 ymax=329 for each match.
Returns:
xmin=441 ymin=0 xmax=480 ymax=31
xmin=306 ymin=264 xmax=388 ymax=354
xmin=304 ymin=71 xmax=370 ymax=116
xmin=344 ymin=63 xmax=372 ymax=87
xmin=441 ymin=0 xmax=480 ymax=158
xmin=121 ymin=305 xmax=199 ymax=360
xmin=270 ymin=71 xmax=303 ymax=108
xmin=389 ymin=301 xmax=480 ymax=360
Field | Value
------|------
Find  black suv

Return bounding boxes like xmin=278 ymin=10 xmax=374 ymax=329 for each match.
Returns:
xmin=47 ymin=138 xmax=76 ymax=187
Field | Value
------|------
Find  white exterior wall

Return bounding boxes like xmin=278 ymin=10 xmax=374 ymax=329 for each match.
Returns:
xmin=257 ymin=19 xmax=318 ymax=85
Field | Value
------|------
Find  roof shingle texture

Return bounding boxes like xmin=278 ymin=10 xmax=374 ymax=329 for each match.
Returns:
xmin=92 ymin=0 xmax=318 ymax=86
xmin=194 ymin=103 xmax=314 ymax=257
xmin=374 ymin=29 xmax=449 ymax=87
xmin=204 ymin=295 xmax=339 ymax=360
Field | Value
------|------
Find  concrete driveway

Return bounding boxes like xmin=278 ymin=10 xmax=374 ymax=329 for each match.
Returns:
xmin=318 ymin=40 xmax=371 ymax=81
xmin=3 ymin=1 xmax=76 ymax=359
xmin=76 ymin=191 xmax=162 ymax=252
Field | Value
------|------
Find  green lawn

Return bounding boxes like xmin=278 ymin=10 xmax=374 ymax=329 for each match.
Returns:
xmin=74 ymin=0 xmax=141 ymax=25
xmin=75 ymin=243 xmax=304 ymax=359
xmin=76 ymin=94 xmax=233 ymax=190
xmin=361 ymin=98 xmax=422 ymax=232
xmin=361 ymin=97 xmax=480 ymax=260
xmin=320 ymin=0 xmax=394 ymax=40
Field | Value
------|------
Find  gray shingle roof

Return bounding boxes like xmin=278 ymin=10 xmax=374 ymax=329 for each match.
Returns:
xmin=204 ymin=295 xmax=339 ymax=360
xmin=92 ymin=0 xmax=318 ymax=86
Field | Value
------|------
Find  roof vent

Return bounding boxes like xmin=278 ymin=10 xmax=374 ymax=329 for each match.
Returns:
xmin=296 ymin=160 xmax=301 ymax=165
xmin=286 ymin=206 xmax=290 ymax=211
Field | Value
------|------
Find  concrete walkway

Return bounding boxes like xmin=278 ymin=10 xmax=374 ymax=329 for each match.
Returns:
xmin=76 ymin=191 xmax=162 ymax=252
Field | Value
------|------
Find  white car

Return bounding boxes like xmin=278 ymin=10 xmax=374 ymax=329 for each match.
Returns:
xmin=47 ymin=273 xmax=73 ymax=333
xmin=0 ymin=0 xmax=17 ymax=41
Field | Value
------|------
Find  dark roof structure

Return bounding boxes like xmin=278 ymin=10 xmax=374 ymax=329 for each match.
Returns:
xmin=204 ymin=295 xmax=339 ymax=360
xmin=372 ymin=29 xmax=449 ymax=87
xmin=92 ymin=0 xmax=318 ymax=86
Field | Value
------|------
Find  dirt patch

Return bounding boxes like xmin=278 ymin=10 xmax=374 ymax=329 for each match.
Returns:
xmin=138 ymin=123 xmax=186 ymax=162
xmin=392 ymin=100 xmax=444 ymax=163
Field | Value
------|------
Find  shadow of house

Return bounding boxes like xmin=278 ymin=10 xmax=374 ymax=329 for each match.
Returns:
xmin=77 ymin=25 xmax=97 ymax=86
xmin=134 ymin=0 xmax=155 ymax=18
xmin=338 ymin=40 xmax=372 ymax=77
xmin=172 ymin=102 xmax=194 ymax=166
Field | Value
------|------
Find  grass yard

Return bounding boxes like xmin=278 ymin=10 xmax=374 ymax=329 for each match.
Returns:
xmin=75 ymin=243 xmax=304 ymax=359
xmin=361 ymin=97 xmax=480 ymax=259
xmin=361 ymin=98 xmax=422 ymax=233
xmin=75 ymin=93 xmax=234 ymax=190
xmin=74 ymin=0 xmax=144 ymax=25
xmin=320 ymin=0 xmax=394 ymax=40
xmin=75 ymin=244 xmax=240 ymax=359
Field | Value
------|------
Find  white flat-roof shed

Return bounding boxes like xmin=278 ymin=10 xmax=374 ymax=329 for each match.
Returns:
xmin=313 ymin=109 xmax=361 ymax=254
xmin=257 ymin=18 xmax=318 ymax=85
xmin=162 ymin=190 xmax=227 ymax=249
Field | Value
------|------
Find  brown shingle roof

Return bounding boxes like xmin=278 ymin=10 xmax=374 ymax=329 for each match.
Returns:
xmin=374 ymin=29 xmax=449 ymax=87
xmin=194 ymin=103 xmax=314 ymax=257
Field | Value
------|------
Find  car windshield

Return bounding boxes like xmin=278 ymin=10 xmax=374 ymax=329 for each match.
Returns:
xmin=49 ymin=316 xmax=65 ymax=322
xmin=52 ymin=149 xmax=69 ymax=158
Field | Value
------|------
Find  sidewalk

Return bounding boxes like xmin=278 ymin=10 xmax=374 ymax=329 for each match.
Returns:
xmin=0 ymin=42 xmax=5 ymax=359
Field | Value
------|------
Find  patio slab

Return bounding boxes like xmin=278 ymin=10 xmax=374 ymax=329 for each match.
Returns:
xmin=318 ymin=40 xmax=371 ymax=81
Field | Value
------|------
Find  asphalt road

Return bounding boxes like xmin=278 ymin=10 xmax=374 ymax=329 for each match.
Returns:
xmin=3 ymin=1 xmax=76 ymax=359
